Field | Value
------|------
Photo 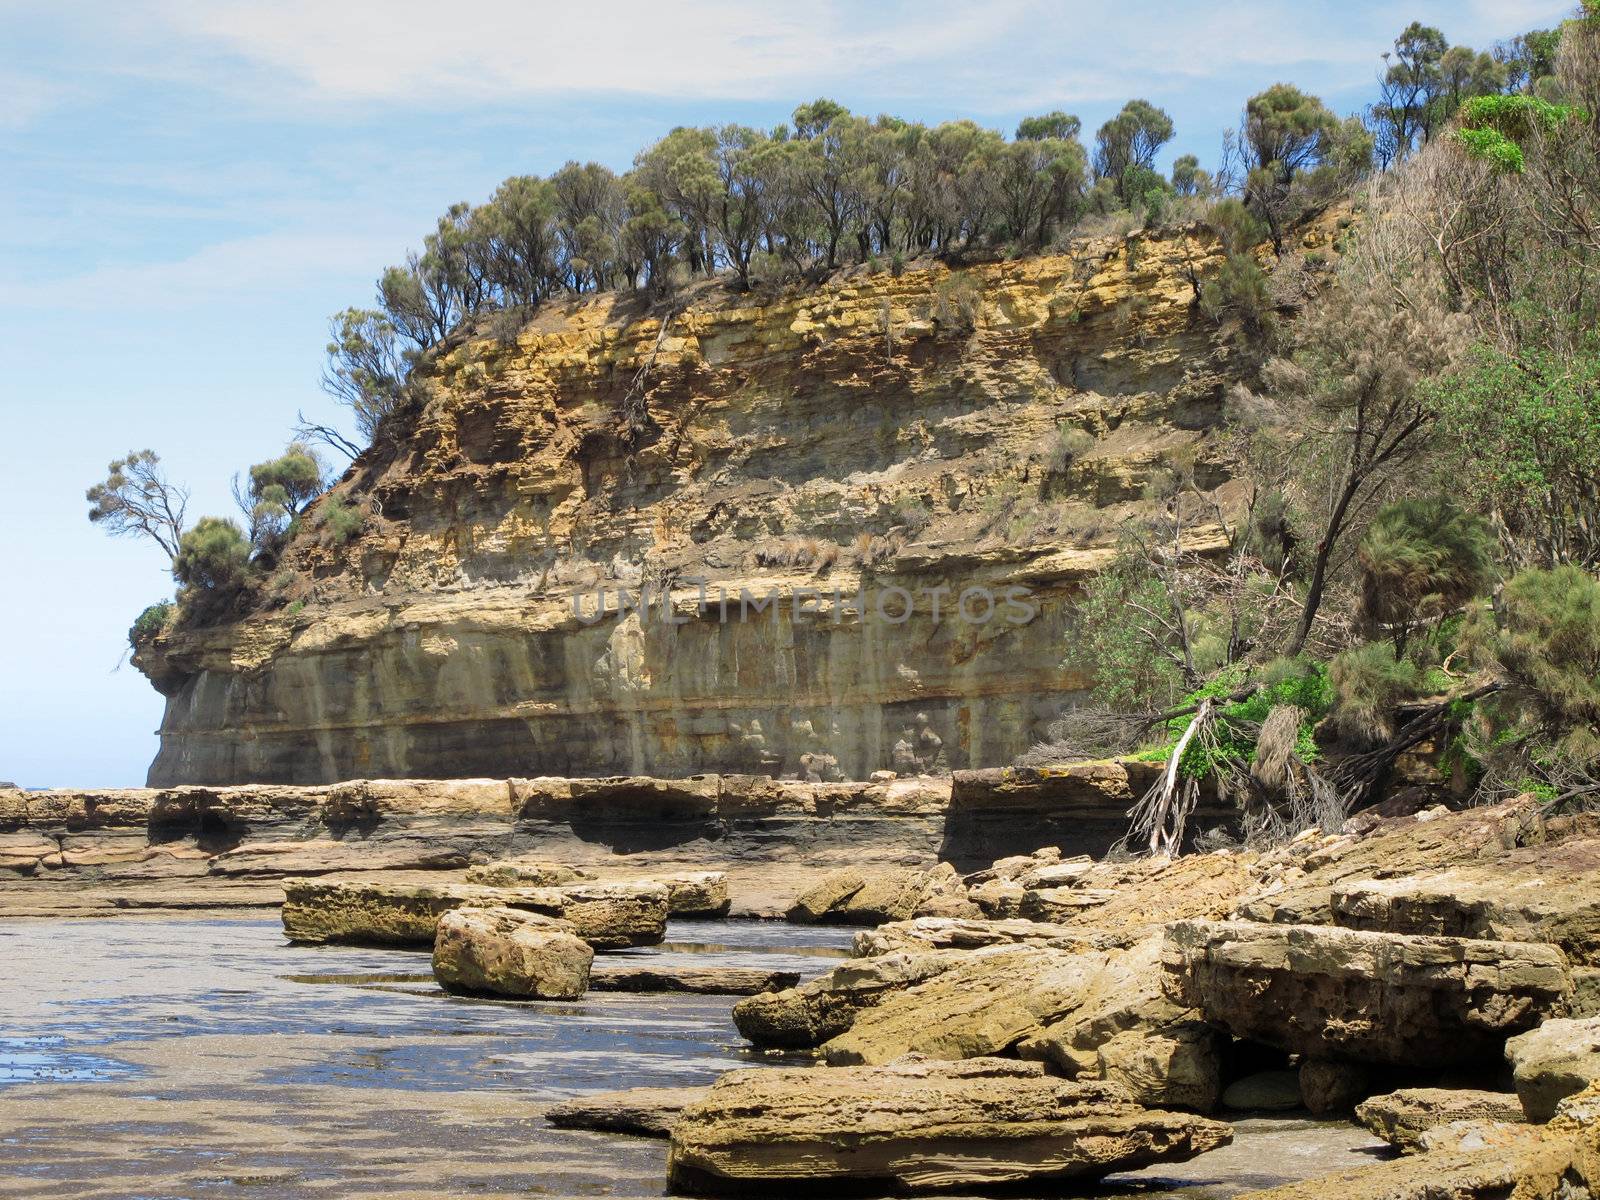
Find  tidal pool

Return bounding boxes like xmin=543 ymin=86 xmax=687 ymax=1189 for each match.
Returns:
xmin=0 ymin=915 xmax=1385 ymax=1198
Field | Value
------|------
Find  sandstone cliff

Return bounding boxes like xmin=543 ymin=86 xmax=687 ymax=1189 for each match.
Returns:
xmin=137 ymin=223 xmax=1323 ymax=785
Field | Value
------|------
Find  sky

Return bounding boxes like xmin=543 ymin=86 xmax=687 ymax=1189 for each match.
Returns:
xmin=0 ymin=0 xmax=1573 ymax=788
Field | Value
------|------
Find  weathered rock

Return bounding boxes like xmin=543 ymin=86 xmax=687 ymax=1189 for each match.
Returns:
xmin=1234 ymin=798 xmax=1548 ymax=926
xmin=732 ymin=952 xmax=959 ymax=1050
xmin=1298 ymin=1059 xmax=1369 ymax=1116
xmin=464 ymin=859 xmax=593 ymax=887
xmin=545 ymin=1087 xmax=708 ymax=1137
xmin=656 ymin=871 xmax=730 ymax=917
xmin=554 ymin=882 xmax=670 ymax=949
xmin=589 ymin=965 xmax=798 ymax=995
xmin=1330 ymin=839 xmax=1600 ymax=966
xmin=1506 ymin=1016 xmax=1600 ymax=1122
xmin=1415 ymin=1119 xmax=1547 ymax=1155
xmin=1233 ymin=1134 xmax=1581 ymax=1200
xmin=968 ymin=876 xmax=1027 ymax=917
xmin=1355 ymin=1088 xmax=1528 ymax=1152
xmin=1164 ymin=920 xmax=1572 ymax=1066
xmin=786 ymin=868 xmax=865 ymax=923
xmin=834 ymin=867 xmax=928 ymax=925
xmin=281 ymin=877 xmax=666 ymax=950
xmin=1022 ymin=851 xmax=1256 ymax=944
xmin=432 ymin=905 xmax=593 ymax=999
xmin=910 ymin=862 xmax=979 ymax=919
xmin=665 ymin=1056 xmax=1233 ymax=1193
xmin=1222 ymin=1071 xmax=1303 ymax=1112
xmin=825 ymin=936 xmax=1222 ymax=1112
xmin=854 ymin=916 xmax=1096 ymax=957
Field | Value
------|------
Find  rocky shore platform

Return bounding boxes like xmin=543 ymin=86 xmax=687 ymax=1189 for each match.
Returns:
xmin=0 ymin=762 xmax=1233 ymax=918
xmin=8 ymin=767 xmax=1600 ymax=1197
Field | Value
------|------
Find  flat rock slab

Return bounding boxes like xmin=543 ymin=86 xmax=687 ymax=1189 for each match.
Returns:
xmin=1163 ymin=920 xmax=1572 ymax=1066
xmin=1355 ymin=1088 xmax=1527 ymax=1153
xmin=281 ymin=878 xmax=667 ymax=950
xmin=666 ymin=1055 xmax=1232 ymax=1193
xmin=1505 ymin=1016 xmax=1600 ymax=1122
xmin=588 ymin=965 xmax=799 ymax=995
xmin=545 ymin=1086 xmax=709 ymax=1138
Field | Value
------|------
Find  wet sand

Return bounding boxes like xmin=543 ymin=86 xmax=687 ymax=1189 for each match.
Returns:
xmin=0 ymin=916 xmax=1389 ymax=1198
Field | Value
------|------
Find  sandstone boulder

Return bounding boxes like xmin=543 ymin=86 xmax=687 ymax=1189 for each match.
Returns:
xmin=785 ymin=868 xmax=865 ymax=922
xmin=732 ymin=951 xmax=958 ymax=1050
xmin=546 ymin=1086 xmax=708 ymax=1137
xmin=1355 ymin=1088 xmax=1527 ymax=1153
xmin=1163 ymin=920 xmax=1571 ymax=1066
xmin=665 ymin=1056 xmax=1232 ymax=1194
xmin=1298 ymin=1059 xmax=1369 ymax=1115
xmin=432 ymin=906 xmax=592 ymax=999
xmin=833 ymin=867 xmax=930 ymax=924
xmin=1506 ymin=1016 xmax=1600 ymax=1122
xmin=656 ymin=871 xmax=730 ymax=917
xmin=909 ymin=862 xmax=980 ymax=918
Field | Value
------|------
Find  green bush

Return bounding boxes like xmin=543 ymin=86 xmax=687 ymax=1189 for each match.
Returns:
xmin=128 ymin=601 xmax=173 ymax=647
xmin=172 ymin=517 xmax=252 ymax=597
xmin=1465 ymin=566 xmax=1600 ymax=765
xmin=1330 ymin=641 xmax=1426 ymax=740
xmin=1162 ymin=659 xmax=1333 ymax=779
xmin=1356 ymin=496 xmax=1495 ymax=656
xmin=320 ymin=496 xmax=365 ymax=545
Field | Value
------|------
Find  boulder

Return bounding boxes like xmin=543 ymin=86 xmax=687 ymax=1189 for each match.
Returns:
xmin=546 ymin=1086 xmax=708 ymax=1137
xmin=464 ymin=859 xmax=593 ymax=887
xmin=1506 ymin=1016 xmax=1600 ymax=1122
xmin=1221 ymin=1070 xmax=1303 ymax=1112
xmin=786 ymin=868 xmax=865 ymax=922
xmin=910 ymin=862 xmax=980 ymax=919
xmin=588 ymin=965 xmax=798 ymax=995
xmin=833 ymin=867 xmax=928 ymax=924
xmin=1355 ymin=1088 xmax=1528 ymax=1153
xmin=657 ymin=871 xmax=730 ymax=917
xmin=1163 ymin=920 xmax=1572 ymax=1066
xmin=665 ymin=1056 xmax=1233 ymax=1194
xmin=1416 ymin=1119 xmax=1548 ymax=1155
xmin=732 ymin=952 xmax=958 ymax=1050
xmin=432 ymin=906 xmax=592 ymax=999
xmin=1298 ymin=1059 xmax=1369 ymax=1115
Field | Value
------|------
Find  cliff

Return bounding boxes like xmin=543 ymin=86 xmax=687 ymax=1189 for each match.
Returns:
xmin=137 ymin=222 xmax=1323 ymax=786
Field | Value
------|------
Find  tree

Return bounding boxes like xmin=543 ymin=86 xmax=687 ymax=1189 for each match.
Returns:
xmin=1170 ymin=154 xmax=1208 ymax=196
xmin=1236 ymin=84 xmax=1349 ymax=251
xmin=235 ymin=443 xmax=325 ymax=552
xmin=1356 ymin=496 xmax=1494 ymax=656
xmin=995 ymin=131 xmax=1085 ymax=248
xmin=321 ymin=307 xmax=414 ymax=444
xmin=1093 ymin=99 xmax=1174 ymax=197
xmin=1264 ymin=217 xmax=1471 ymax=656
xmin=788 ymin=99 xmax=873 ymax=269
xmin=1374 ymin=22 xmax=1448 ymax=162
xmin=86 ymin=450 xmax=188 ymax=564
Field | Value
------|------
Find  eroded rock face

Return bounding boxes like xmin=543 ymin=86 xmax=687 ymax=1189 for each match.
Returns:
xmin=432 ymin=905 xmax=592 ymax=999
xmin=1505 ymin=1016 xmax=1600 ymax=1122
xmin=135 ymin=224 xmax=1286 ymax=788
xmin=1355 ymin=1089 xmax=1527 ymax=1153
xmin=665 ymin=1056 xmax=1233 ymax=1194
xmin=1163 ymin=920 xmax=1572 ymax=1066
xmin=464 ymin=860 xmax=593 ymax=887
xmin=588 ymin=965 xmax=798 ymax=995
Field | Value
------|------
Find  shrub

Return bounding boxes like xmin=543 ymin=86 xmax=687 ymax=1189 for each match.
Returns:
xmin=128 ymin=601 xmax=173 ymax=648
xmin=1356 ymin=496 xmax=1495 ymax=656
xmin=932 ymin=274 xmax=981 ymax=332
xmin=172 ymin=517 xmax=253 ymax=609
xmin=1464 ymin=566 xmax=1600 ymax=765
xmin=1045 ymin=424 xmax=1095 ymax=476
xmin=320 ymin=496 xmax=365 ymax=545
xmin=1330 ymin=641 xmax=1425 ymax=740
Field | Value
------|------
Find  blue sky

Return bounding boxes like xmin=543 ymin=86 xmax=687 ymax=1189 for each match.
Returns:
xmin=0 ymin=0 xmax=1573 ymax=787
